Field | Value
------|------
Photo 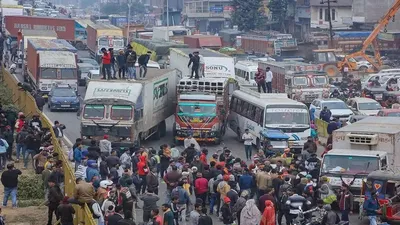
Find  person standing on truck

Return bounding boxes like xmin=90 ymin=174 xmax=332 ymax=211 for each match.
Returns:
xmin=138 ymin=51 xmax=151 ymax=79
xmin=116 ymin=50 xmax=126 ymax=79
xmin=255 ymin=68 xmax=266 ymax=93
xmin=265 ymin=67 xmax=273 ymax=93
xmin=108 ymin=48 xmax=117 ymax=79
xmin=101 ymin=48 xmax=112 ymax=80
xmin=126 ymin=49 xmax=137 ymax=81
xmin=188 ymin=51 xmax=200 ymax=79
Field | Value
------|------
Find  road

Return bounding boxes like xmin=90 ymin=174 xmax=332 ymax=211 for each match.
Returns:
xmin=15 ymin=50 xmax=369 ymax=225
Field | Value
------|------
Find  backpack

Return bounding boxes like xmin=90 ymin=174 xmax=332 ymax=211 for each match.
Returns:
xmin=16 ymin=132 xmax=27 ymax=144
xmin=138 ymin=54 xmax=147 ymax=65
xmin=127 ymin=53 xmax=136 ymax=64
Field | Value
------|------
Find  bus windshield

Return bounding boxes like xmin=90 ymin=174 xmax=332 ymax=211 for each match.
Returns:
xmin=83 ymin=105 xmax=104 ymax=119
xmin=177 ymin=102 xmax=216 ymax=117
xmin=265 ymin=108 xmax=309 ymax=126
xmin=322 ymin=155 xmax=379 ymax=174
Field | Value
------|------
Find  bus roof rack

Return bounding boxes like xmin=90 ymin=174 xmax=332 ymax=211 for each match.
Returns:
xmin=177 ymin=78 xmax=228 ymax=95
xmin=239 ymin=86 xmax=288 ymax=99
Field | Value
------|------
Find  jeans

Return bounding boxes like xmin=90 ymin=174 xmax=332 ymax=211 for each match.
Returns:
xmin=0 ymin=153 xmax=6 ymax=170
xmin=16 ymin=143 xmax=25 ymax=160
xmin=139 ymin=175 xmax=147 ymax=194
xmin=127 ymin=67 xmax=136 ymax=79
xmin=139 ymin=65 xmax=147 ymax=78
xmin=102 ymin=64 xmax=111 ymax=80
xmin=266 ymin=82 xmax=272 ymax=93
xmin=118 ymin=66 xmax=126 ymax=78
xmin=369 ymin=215 xmax=377 ymax=225
xmin=3 ymin=187 xmax=17 ymax=207
xmin=6 ymin=142 xmax=13 ymax=159
xmin=177 ymin=204 xmax=187 ymax=225
xmin=341 ymin=209 xmax=349 ymax=221
xmin=258 ymin=82 xmax=266 ymax=93
xmin=23 ymin=149 xmax=35 ymax=168
xmin=111 ymin=63 xmax=116 ymax=77
xmin=244 ymin=144 xmax=252 ymax=160
xmin=190 ymin=67 xmax=199 ymax=79
xmin=47 ymin=203 xmax=60 ymax=225
xmin=209 ymin=193 xmax=216 ymax=213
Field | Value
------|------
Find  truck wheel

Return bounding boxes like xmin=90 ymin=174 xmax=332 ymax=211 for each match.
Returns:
xmin=75 ymin=42 xmax=85 ymax=50
xmin=159 ymin=121 xmax=167 ymax=138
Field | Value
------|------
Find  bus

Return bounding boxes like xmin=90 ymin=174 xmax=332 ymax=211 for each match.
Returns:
xmin=234 ymin=61 xmax=258 ymax=86
xmin=228 ymin=87 xmax=310 ymax=152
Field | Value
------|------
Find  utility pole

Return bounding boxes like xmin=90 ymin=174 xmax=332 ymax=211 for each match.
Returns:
xmin=166 ymin=0 xmax=169 ymax=41
xmin=320 ymin=0 xmax=337 ymax=47
xmin=127 ymin=0 xmax=132 ymax=45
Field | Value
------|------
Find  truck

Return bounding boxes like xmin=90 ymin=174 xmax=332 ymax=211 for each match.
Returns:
xmin=258 ymin=61 xmax=330 ymax=104
xmin=4 ymin=15 xmax=90 ymax=50
xmin=169 ymin=48 xmax=235 ymax=79
xmin=173 ymin=77 xmax=229 ymax=145
xmin=26 ymin=39 xmax=78 ymax=97
xmin=183 ymin=35 xmax=222 ymax=50
xmin=109 ymin=15 xmax=128 ymax=28
xmin=321 ymin=117 xmax=400 ymax=204
xmin=86 ymin=23 xmax=124 ymax=62
xmin=80 ymin=69 xmax=178 ymax=147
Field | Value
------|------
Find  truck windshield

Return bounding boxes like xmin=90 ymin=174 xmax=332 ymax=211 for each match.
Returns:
xmin=313 ymin=76 xmax=327 ymax=85
xmin=265 ymin=108 xmax=310 ymax=126
xmin=177 ymin=103 xmax=217 ymax=117
xmin=359 ymin=102 xmax=382 ymax=110
xmin=61 ymin=68 xmax=76 ymax=79
xmin=322 ymin=155 xmax=379 ymax=174
xmin=83 ymin=105 xmax=105 ymax=119
xmin=111 ymin=105 xmax=132 ymax=120
xmin=113 ymin=39 xmax=124 ymax=48
xmin=41 ymin=68 xmax=57 ymax=79
xmin=293 ymin=77 xmax=308 ymax=86
xmin=98 ymin=38 xmax=108 ymax=46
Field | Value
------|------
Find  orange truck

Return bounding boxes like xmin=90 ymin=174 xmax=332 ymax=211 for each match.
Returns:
xmin=173 ymin=78 xmax=229 ymax=144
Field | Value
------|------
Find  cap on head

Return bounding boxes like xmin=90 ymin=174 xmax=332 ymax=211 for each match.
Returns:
xmin=104 ymin=135 xmax=109 ymax=139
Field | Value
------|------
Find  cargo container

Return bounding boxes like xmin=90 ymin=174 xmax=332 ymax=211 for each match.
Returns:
xmin=240 ymin=35 xmax=298 ymax=56
xmin=121 ymin=24 xmax=146 ymax=42
xmin=80 ymin=69 xmax=178 ymax=147
xmin=86 ymin=23 xmax=124 ymax=62
xmin=109 ymin=15 xmax=128 ymax=28
xmin=5 ymin=15 xmax=75 ymax=40
xmin=183 ymin=35 xmax=222 ymax=49
xmin=26 ymin=39 xmax=78 ymax=96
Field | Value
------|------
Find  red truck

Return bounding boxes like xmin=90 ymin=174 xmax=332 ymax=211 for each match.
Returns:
xmin=183 ymin=35 xmax=222 ymax=49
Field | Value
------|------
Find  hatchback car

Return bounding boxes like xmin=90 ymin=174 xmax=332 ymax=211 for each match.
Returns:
xmin=310 ymin=98 xmax=354 ymax=121
xmin=347 ymin=97 xmax=382 ymax=116
xmin=48 ymin=85 xmax=80 ymax=112
xmin=78 ymin=58 xmax=99 ymax=67
xmin=377 ymin=109 xmax=400 ymax=117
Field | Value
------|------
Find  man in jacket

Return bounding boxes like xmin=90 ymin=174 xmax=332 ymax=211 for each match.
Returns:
xmin=172 ymin=181 xmax=191 ymax=224
xmin=57 ymin=197 xmax=75 ymax=225
xmin=101 ymin=47 xmax=112 ymax=80
xmin=265 ymin=67 xmax=273 ymax=93
xmin=303 ymin=136 xmax=318 ymax=158
xmin=137 ymin=155 xmax=149 ymax=194
xmin=116 ymin=50 xmax=126 ymax=79
xmin=47 ymin=178 xmax=63 ymax=225
xmin=138 ymin=51 xmax=151 ymax=78
xmin=125 ymin=47 xmax=137 ymax=80
xmin=99 ymin=135 xmax=112 ymax=157
xmin=321 ymin=204 xmax=340 ymax=225
xmin=194 ymin=173 xmax=208 ymax=207
xmin=73 ymin=144 xmax=83 ymax=172
xmin=70 ymin=178 xmax=95 ymax=205
xmin=140 ymin=189 xmax=160 ymax=223
xmin=147 ymin=167 xmax=159 ymax=194
xmin=320 ymin=106 xmax=332 ymax=123
xmin=255 ymin=68 xmax=266 ymax=93
xmin=109 ymin=48 xmax=116 ymax=79
xmin=1 ymin=163 xmax=21 ymax=207
xmin=188 ymin=51 xmax=200 ymax=79
xmin=53 ymin=121 xmax=66 ymax=146
xmin=364 ymin=191 xmax=380 ymax=225
xmin=339 ymin=185 xmax=354 ymax=222
xmin=108 ymin=205 xmax=124 ymax=225
xmin=15 ymin=126 xmax=28 ymax=163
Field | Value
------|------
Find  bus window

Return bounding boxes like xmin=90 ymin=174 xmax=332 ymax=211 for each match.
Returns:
xmin=241 ymin=102 xmax=249 ymax=115
xmin=245 ymin=72 xmax=249 ymax=81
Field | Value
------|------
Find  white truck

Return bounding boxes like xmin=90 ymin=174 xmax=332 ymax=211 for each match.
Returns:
xmin=79 ymin=68 xmax=178 ymax=147
xmin=169 ymin=48 xmax=235 ymax=80
xmin=321 ymin=117 xmax=400 ymax=203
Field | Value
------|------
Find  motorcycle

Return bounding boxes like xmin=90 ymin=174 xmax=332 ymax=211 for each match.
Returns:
xmin=292 ymin=207 xmax=349 ymax=225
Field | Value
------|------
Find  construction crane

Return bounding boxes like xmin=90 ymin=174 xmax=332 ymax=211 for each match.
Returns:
xmin=339 ymin=0 xmax=400 ymax=72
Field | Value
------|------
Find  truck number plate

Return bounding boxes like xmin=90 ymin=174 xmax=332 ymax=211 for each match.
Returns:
xmin=61 ymin=105 xmax=70 ymax=107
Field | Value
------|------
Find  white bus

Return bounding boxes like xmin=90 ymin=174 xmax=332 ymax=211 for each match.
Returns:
xmin=234 ymin=61 xmax=258 ymax=86
xmin=228 ymin=87 xmax=310 ymax=152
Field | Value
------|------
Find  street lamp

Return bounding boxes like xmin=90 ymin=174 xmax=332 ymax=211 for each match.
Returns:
xmin=127 ymin=0 xmax=132 ymax=45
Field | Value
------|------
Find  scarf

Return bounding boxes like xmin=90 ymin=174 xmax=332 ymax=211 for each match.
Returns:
xmin=240 ymin=199 xmax=261 ymax=225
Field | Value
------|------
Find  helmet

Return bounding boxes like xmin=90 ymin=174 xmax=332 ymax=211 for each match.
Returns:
xmin=100 ymin=180 xmax=113 ymax=189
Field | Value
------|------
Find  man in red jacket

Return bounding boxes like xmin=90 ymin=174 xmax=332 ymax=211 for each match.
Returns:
xmin=137 ymin=155 xmax=149 ymax=195
xmin=194 ymin=172 xmax=208 ymax=207
xmin=101 ymin=48 xmax=112 ymax=80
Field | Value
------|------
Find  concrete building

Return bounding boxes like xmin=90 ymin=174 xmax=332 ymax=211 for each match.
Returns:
xmin=295 ymin=0 xmax=311 ymax=41
xmin=310 ymin=0 xmax=353 ymax=30
xmin=182 ymin=0 xmax=232 ymax=33
xmin=163 ymin=0 xmax=183 ymax=27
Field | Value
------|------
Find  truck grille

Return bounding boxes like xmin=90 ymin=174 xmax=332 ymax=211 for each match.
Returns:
xmin=305 ymin=94 xmax=319 ymax=102
xmin=347 ymin=133 xmax=378 ymax=145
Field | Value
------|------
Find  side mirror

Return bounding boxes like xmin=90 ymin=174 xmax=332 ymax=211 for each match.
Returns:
xmin=316 ymin=106 xmax=321 ymax=110
xmin=76 ymin=108 xmax=81 ymax=117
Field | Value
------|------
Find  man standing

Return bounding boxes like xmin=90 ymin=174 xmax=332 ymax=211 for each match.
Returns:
xmin=319 ymin=106 xmax=332 ymax=123
xmin=364 ymin=191 xmax=380 ymax=225
xmin=108 ymin=48 xmax=116 ymax=79
xmin=255 ymin=68 xmax=266 ymax=93
xmin=188 ymin=51 xmax=201 ymax=79
xmin=101 ymin=48 xmax=112 ymax=80
xmin=265 ymin=67 xmax=273 ymax=93
xmin=138 ymin=51 xmax=151 ymax=79
xmin=52 ymin=121 xmax=66 ymax=146
xmin=125 ymin=46 xmax=137 ymax=81
xmin=162 ymin=203 xmax=175 ymax=225
xmin=99 ymin=135 xmax=112 ymax=157
xmin=242 ymin=129 xmax=253 ymax=161
xmin=116 ymin=50 xmax=126 ymax=79
xmin=140 ymin=189 xmax=160 ymax=223
xmin=47 ymin=178 xmax=63 ymax=225
xmin=1 ymin=163 xmax=21 ymax=207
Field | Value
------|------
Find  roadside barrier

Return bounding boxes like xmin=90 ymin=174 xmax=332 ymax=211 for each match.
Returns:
xmin=315 ymin=118 xmax=329 ymax=138
xmin=1 ymin=68 xmax=96 ymax=225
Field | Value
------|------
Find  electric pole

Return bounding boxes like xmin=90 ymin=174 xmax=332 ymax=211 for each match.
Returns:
xmin=320 ymin=0 xmax=337 ymax=47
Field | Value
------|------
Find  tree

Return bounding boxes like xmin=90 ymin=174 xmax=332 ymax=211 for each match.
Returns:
xmin=231 ymin=0 xmax=266 ymax=31
xmin=268 ymin=0 xmax=288 ymax=32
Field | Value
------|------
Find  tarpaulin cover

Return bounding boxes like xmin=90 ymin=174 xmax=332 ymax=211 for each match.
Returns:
xmin=334 ymin=31 xmax=371 ymax=38
xmin=132 ymin=38 xmax=187 ymax=55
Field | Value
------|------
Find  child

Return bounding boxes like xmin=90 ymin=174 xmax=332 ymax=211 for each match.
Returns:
xmin=310 ymin=123 xmax=318 ymax=142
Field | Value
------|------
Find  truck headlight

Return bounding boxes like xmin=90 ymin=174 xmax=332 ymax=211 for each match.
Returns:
xmin=126 ymin=138 xmax=131 ymax=141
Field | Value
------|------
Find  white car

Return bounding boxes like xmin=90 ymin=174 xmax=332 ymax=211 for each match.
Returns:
xmin=347 ymin=97 xmax=382 ymax=116
xmin=310 ymin=98 xmax=354 ymax=121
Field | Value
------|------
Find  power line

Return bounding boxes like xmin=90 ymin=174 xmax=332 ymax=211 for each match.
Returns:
xmin=320 ymin=0 xmax=337 ymax=46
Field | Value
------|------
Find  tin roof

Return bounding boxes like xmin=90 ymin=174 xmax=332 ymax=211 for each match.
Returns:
xmin=28 ymin=39 xmax=77 ymax=52
xmin=88 ymin=23 xmax=121 ymax=30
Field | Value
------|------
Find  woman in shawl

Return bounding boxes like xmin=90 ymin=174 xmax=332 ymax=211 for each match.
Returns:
xmin=240 ymin=199 xmax=261 ymax=225
xmin=260 ymin=200 xmax=276 ymax=225
xmin=232 ymin=190 xmax=249 ymax=225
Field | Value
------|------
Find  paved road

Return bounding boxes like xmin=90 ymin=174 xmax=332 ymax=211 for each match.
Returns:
xmin=13 ymin=50 xmax=369 ymax=225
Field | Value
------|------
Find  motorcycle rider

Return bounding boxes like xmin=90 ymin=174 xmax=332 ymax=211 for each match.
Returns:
xmin=330 ymin=89 xmax=340 ymax=98
xmin=285 ymin=189 xmax=311 ymax=225
xmin=321 ymin=204 xmax=340 ymax=225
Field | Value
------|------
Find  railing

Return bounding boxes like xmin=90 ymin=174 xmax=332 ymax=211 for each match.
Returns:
xmin=1 ymin=68 xmax=96 ymax=225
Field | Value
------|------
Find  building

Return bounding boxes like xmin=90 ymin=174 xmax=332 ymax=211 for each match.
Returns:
xmin=310 ymin=0 xmax=353 ymax=30
xmin=295 ymin=0 xmax=311 ymax=41
xmin=163 ymin=0 xmax=184 ymax=26
xmin=182 ymin=0 xmax=233 ymax=33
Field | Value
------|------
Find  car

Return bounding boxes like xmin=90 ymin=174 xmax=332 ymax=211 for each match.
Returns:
xmin=48 ymin=84 xmax=80 ymax=112
xmin=347 ymin=97 xmax=382 ymax=116
xmin=85 ymin=69 xmax=101 ymax=88
xmin=78 ymin=58 xmax=99 ymax=67
xmin=310 ymin=98 xmax=354 ymax=121
xmin=361 ymin=73 xmax=395 ymax=88
xmin=353 ymin=56 xmax=372 ymax=71
xmin=377 ymin=109 xmax=400 ymax=117
xmin=378 ymin=68 xmax=400 ymax=74
xmin=347 ymin=115 xmax=369 ymax=125
xmin=77 ymin=63 xmax=100 ymax=86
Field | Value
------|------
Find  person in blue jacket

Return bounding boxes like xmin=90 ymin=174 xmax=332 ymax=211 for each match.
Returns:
xmin=73 ymin=144 xmax=83 ymax=172
xmin=86 ymin=162 xmax=100 ymax=182
xmin=319 ymin=106 xmax=332 ymax=122
xmin=364 ymin=191 xmax=380 ymax=225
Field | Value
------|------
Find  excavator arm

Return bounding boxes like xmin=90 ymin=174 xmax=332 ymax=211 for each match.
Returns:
xmin=339 ymin=0 xmax=400 ymax=72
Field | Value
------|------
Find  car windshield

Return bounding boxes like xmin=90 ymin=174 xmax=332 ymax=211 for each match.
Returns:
xmin=265 ymin=108 xmax=310 ymax=125
xmin=111 ymin=105 xmax=132 ymax=120
xmin=61 ymin=68 xmax=76 ymax=79
xmin=41 ymin=68 xmax=57 ymax=79
xmin=83 ymin=105 xmax=104 ymax=119
xmin=313 ymin=76 xmax=327 ymax=85
xmin=293 ymin=77 xmax=308 ymax=86
xmin=178 ymin=103 xmax=217 ymax=117
xmin=322 ymin=155 xmax=378 ymax=174
xmin=387 ymin=112 xmax=400 ymax=117
xmin=323 ymin=101 xmax=348 ymax=109
xmin=359 ymin=102 xmax=382 ymax=110
xmin=52 ymin=88 xmax=76 ymax=97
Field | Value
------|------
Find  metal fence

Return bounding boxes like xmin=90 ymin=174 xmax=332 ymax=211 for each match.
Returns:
xmin=1 ymin=68 xmax=95 ymax=225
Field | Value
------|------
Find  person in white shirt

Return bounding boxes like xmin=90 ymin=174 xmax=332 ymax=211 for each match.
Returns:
xmin=241 ymin=129 xmax=253 ymax=161
xmin=184 ymin=135 xmax=200 ymax=151
xmin=265 ymin=67 xmax=273 ymax=93
xmin=99 ymin=135 xmax=112 ymax=157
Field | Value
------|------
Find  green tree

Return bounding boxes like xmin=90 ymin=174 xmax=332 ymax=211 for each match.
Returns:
xmin=231 ymin=0 xmax=266 ymax=31
xmin=268 ymin=0 xmax=288 ymax=32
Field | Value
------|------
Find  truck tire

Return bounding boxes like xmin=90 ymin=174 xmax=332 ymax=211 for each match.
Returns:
xmin=153 ymin=126 xmax=161 ymax=140
xmin=324 ymin=65 xmax=340 ymax=77
xmin=159 ymin=121 xmax=167 ymax=138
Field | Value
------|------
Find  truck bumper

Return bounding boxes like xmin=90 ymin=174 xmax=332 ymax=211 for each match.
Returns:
xmin=82 ymin=138 xmax=135 ymax=148
xmin=175 ymin=130 xmax=221 ymax=143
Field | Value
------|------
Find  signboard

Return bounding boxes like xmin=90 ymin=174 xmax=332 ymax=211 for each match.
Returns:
xmin=153 ymin=78 xmax=169 ymax=112
xmin=210 ymin=6 xmax=223 ymax=13
xmin=294 ymin=64 xmax=323 ymax=72
xmin=93 ymin=87 xmax=132 ymax=99
xmin=266 ymin=108 xmax=308 ymax=113
xmin=203 ymin=57 xmax=235 ymax=79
